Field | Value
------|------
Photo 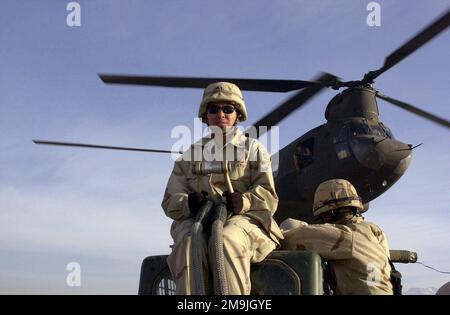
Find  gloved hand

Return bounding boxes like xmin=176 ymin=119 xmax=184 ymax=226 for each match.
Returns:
xmin=223 ymin=191 xmax=244 ymax=214
xmin=188 ymin=191 xmax=208 ymax=216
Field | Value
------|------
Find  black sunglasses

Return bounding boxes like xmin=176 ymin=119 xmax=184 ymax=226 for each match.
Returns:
xmin=207 ymin=104 xmax=236 ymax=114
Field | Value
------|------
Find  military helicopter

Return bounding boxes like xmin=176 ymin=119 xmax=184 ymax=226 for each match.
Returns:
xmin=35 ymin=9 xmax=449 ymax=224
xmin=33 ymin=9 xmax=450 ymax=294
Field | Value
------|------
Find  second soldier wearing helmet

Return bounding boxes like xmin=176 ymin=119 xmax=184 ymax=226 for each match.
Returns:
xmin=281 ymin=179 xmax=394 ymax=295
xmin=312 ymin=179 xmax=364 ymax=224
xmin=161 ymin=82 xmax=283 ymax=294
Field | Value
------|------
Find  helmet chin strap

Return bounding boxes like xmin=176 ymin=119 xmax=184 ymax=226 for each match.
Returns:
xmin=329 ymin=207 xmax=359 ymax=224
xmin=208 ymin=125 xmax=238 ymax=136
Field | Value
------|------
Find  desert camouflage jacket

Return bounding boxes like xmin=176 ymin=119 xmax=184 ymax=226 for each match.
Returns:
xmin=161 ymin=128 xmax=283 ymax=243
xmin=281 ymin=216 xmax=393 ymax=294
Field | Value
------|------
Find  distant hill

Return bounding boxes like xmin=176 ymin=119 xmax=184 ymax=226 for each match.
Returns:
xmin=403 ymin=287 xmax=438 ymax=295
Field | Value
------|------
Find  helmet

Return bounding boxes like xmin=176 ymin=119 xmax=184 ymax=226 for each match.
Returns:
xmin=198 ymin=82 xmax=248 ymax=123
xmin=313 ymin=179 xmax=363 ymax=217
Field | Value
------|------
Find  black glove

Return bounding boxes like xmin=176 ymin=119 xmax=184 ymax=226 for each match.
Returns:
xmin=188 ymin=191 xmax=208 ymax=216
xmin=223 ymin=191 xmax=244 ymax=214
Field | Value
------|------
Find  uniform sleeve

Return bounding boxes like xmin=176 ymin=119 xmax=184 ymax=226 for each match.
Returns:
xmin=282 ymin=224 xmax=354 ymax=260
xmin=241 ymin=143 xmax=279 ymax=215
xmin=161 ymin=161 xmax=192 ymax=221
xmin=370 ymin=224 xmax=391 ymax=258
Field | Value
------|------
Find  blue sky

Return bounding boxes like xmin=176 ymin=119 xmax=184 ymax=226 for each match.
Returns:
xmin=0 ymin=0 xmax=449 ymax=294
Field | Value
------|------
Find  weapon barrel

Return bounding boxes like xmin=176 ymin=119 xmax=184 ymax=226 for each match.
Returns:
xmin=390 ymin=250 xmax=417 ymax=263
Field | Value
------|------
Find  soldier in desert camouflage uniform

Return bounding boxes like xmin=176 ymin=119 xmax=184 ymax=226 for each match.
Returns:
xmin=281 ymin=179 xmax=393 ymax=295
xmin=162 ymin=82 xmax=283 ymax=295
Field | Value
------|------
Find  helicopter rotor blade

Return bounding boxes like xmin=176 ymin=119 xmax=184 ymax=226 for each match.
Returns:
xmin=364 ymin=9 xmax=450 ymax=82
xmin=99 ymin=74 xmax=323 ymax=92
xmin=376 ymin=93 xmax=450 ymax=130
xmin=248 ymin=73 xmax=338 ymax=137
xmin=32 ymin=140 xmax=183 ymax=154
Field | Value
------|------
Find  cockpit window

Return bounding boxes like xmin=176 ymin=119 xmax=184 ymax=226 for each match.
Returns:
xmin=333 ymin=124 xmax=349 ymax=143
xmin=333 ymin=121 xmax=371 ymax=143
xmin=379 ymin=122 xmax=395 ymax=139
xmin=333 ymin=120 xmax=394 ymax=143
xmin=341 ymin=121 xmax=394 ymax=139
xmin=349 ymin=121 xmax=370 ymax=136
xmin=370 ymin=124 xmax=387 ymax=137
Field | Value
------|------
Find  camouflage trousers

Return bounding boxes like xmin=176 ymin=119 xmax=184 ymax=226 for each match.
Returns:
xmin=167 ymin=215 xmax=277 ymax=295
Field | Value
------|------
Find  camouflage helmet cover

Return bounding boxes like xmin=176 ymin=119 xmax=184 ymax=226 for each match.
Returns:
xmin=313 ymin=179 xmax=363 ymax=217
xmin=198 ymin=82 xmax=248 ymax=123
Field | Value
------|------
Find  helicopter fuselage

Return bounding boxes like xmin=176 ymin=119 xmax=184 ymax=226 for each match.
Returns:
xmin=273 ymin=87 xmax=412 ymax=223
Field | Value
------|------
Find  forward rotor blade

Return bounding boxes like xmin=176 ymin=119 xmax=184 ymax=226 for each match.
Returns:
xmin=33 ymin=140 xmax=182 ymax=154
xmin=248 ymin=73 xmax=338 ymax=137
xmin=365 ymin=9 xmax=450 ymax=82
xmin=99 ymin=74 xmax=322 ymax=92
xmin=376 ymin=93 xmax=450 ymax=129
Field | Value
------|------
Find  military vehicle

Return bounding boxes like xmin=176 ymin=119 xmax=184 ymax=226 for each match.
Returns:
xmin=138 ymin=249 xmax=417 ymax=295
xmin=33 ymin=10 xmax=449 ymax=294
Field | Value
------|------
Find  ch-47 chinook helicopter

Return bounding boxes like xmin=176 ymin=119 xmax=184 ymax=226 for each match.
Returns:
xmin=34 ymin=10 xmax=450 ymax=294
